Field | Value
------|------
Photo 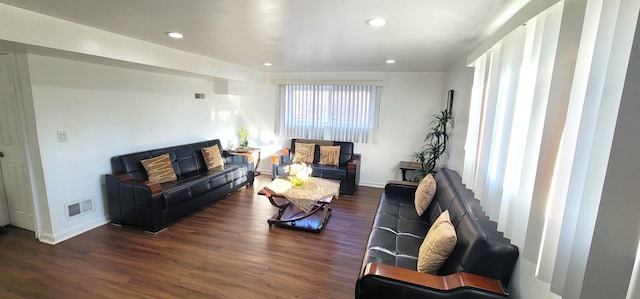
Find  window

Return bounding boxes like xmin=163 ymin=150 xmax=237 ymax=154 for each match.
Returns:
xmin=278 ymin=83 xmax=380 ymax=143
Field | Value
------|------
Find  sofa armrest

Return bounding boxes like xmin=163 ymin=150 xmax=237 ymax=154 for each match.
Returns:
xmin=106 ymin=173 xmax=165 ymax=232
xmin=272 ymin=148 xmax=291 ymax=164
xmin=271 ymin=149 xmax=291 ymax=179
xmin=384 ymin=180 xmax=419 ymax=197
xmin=359 ymin=263 xmax=508 ymax=298
xmin=113 ymin=173 xmax=162 ymax=196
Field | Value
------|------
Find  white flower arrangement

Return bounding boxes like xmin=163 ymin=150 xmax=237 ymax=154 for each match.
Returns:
xmin=284 ymin=163 xmax=312 ymax=186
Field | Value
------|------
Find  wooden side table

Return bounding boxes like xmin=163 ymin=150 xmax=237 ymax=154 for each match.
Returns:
xmin=399 ymin=161 xmax=423 ymax=181
xmin=226 ymin=147 xmax=261 ymax=175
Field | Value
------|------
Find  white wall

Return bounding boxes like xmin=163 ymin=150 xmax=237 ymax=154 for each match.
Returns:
xmin=247 ymin=72 xmax=446 ymax=187
xmin=443 ymin=59 xmax=475 ymax=174
xmin=24 ymin=58 xmax=444 ymax=242
xmin=26 ymin=54 xmax=251 ymax=243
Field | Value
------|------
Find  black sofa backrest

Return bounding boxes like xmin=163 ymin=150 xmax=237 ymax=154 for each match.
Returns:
xmin=428 ymin=169 xmax=519 ymax=285
xmin=289 ymin=138 xmax=354 ymax=167
xmin=111 ymin=139 xmax=223 ymax=180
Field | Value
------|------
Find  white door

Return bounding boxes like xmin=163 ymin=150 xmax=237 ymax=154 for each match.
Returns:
xmin=0 ymin=53 xmax=35 ymax=231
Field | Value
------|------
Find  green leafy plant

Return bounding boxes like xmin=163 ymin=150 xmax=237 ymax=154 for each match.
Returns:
xmin=411 ymin=109 xmax=454 ymax=181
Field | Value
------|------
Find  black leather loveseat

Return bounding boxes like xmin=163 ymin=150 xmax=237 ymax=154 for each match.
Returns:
xmin=105 ymin=139 xmax=253 ymax=232
xmin=356 ymin=168 xmax=519 ymax=298
xmin=271 ymin=138 xmax=360 ymax=195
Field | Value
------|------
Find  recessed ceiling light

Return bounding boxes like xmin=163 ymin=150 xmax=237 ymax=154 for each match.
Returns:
xmin=365 ymin=18 xmax=386 ymax=27
xmin=166 ymin=32 xmax=183 ymax=39
xmin=385 ymin=59 xmax=396 ymax=64
xmin=263 ymin=62 xmax=272 ymax=66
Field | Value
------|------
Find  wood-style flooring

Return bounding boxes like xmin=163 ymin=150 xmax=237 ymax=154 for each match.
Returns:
xmin=0 ymin=175 xmax=383 ymax=299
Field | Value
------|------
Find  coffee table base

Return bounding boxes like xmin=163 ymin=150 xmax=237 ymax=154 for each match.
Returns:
xmin=267 ymin=202 xmax=332 ymax=233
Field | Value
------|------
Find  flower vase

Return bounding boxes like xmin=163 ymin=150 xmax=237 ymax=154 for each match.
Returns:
xmin=290 ymin=176 xmax=305 ymax=186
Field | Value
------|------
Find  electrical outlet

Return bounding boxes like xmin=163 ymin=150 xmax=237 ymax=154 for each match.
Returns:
xmin=57 ymin=130 xmax=68 ymax=142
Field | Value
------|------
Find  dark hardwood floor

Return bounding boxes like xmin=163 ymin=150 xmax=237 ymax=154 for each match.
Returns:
xmin=0 ymin=175 xmax=383 ymax=299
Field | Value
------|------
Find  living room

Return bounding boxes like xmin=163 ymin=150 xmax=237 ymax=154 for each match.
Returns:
xmin=1 ymin=1 xmax=639 ymax=298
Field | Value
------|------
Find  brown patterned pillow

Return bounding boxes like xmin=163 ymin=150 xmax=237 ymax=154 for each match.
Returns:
xmin=141 ymin=153 xmax=177 ymax=183
xmin=415 ymin=173 xmax=437 ymax=216
xmin=292 ymin=142 xmax=315 ymax=164
xmin=417 ymin=210 xmax=457 ymax=274
xmin=201 ymin=144 xmax=224 ymax=170
xmin=319 ymin=145 xmax=340 ymax=166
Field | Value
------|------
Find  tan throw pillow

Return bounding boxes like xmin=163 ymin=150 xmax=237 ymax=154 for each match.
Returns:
xmin=415 ymin=173 xmax=437 ymax=216
xmin=292 ymin=142 xmax=315 ymax=164
xmin=318 ymin=145 xmax=340 ymax=166
xmin=141 ymin=153 xmax=177 ymax=183
xmin=202 ymin=144 xmax=224 ymax=170
xmin=417 ymin=210 xmax=457 ymax=274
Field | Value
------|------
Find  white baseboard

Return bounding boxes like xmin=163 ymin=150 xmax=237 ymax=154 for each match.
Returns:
xmin=358 ymin=181 xmax=386 ymax=188
xmin=40 ymin=216 xmax=109 ymax=245
xmin=38 ymin=232 xmax=55 ymax=245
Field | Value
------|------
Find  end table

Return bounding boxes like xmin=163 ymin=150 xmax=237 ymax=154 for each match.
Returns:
xmin=226 ymin=147 xmax=261 ymax=175
xmin=399 ymin=161 xmax=423 ymax=181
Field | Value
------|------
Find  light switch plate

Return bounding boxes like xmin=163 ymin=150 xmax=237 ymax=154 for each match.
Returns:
xmin=57 ymin=130 xmax=68 ymax=142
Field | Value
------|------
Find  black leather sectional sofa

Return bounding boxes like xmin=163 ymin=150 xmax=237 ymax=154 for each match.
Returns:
xmin=356 ymin=168 xmax=519 ymax=298
xmin=105 ymin=139 xmax=253 ymax=232
xmin=271 ymin=138 xmax=360 ymax=195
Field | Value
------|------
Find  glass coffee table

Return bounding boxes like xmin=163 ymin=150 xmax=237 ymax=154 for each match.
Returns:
xmin=258 ymin=177 xmax=339 ymax=233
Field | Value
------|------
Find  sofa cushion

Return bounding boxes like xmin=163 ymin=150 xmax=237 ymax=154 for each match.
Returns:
xmin=415 ymin=174 xmax=436 ymax=216
xmin=417 ymin=210 xmax=457 ymax=274
xmin=319 ymin=145 xmax=340 ymax=166
xmin=141 ymin=153 xmax=177 ymax=183
xmin=362 ymin=192 xmax=432 ymax=270
xmin=202 ymin=144 xmax=224 ymax=169
xmin=292 ymin=142 xmax=315 ymax=164
xmin=311 ymin=164 xmax=346 ymax=181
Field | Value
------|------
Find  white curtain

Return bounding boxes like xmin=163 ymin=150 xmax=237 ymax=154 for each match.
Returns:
xmin=278 ymin=84 xmax=380 ymax=143
xmin=463 ymin=0 xmax=640 ymax=296
xmin=465 ymin=0 xmax=565 ymax=286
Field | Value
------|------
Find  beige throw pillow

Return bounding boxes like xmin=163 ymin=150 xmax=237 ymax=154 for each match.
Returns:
xmin=141 ymin=153 xmax=177 ymax=183
xmin=292 ymin=142 xmax=315 ymax=164
xmin=202 ymin=144 xmax=224 ymax=170
xmin=415 ymin=173 xmax=437 ymax=216
xmin=319 ymin=146 xmax=340 ymax=166
xmin=417 ymin=210 xmax=457 ymax=274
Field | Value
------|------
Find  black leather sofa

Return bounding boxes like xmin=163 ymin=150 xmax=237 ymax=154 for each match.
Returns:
xmin=105 ymin=139 xmax=254 ymax=232
xmin=271 ymin=138 xmax=360 ymax=195
xmin=356 ymin=168 xmax=519 ymax=298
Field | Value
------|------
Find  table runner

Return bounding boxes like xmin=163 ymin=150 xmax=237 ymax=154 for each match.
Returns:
xmin=264 ymin=177 xmax=339 ymax=213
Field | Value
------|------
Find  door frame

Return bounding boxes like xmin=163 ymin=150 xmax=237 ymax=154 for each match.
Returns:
xmin=0 ymin=52 xmax=44 ymax=240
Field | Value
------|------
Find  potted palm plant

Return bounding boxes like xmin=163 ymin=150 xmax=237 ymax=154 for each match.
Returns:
xmin=411 ymin=109 xmax=454 ymax=181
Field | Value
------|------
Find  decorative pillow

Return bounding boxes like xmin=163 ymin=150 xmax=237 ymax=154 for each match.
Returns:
xmin=417 ymin=210 xmax=457 ymax=274
xmin=292 ymin=142 xmax=315 ymax=164
xmin=318 ymin=146 xmax=340 ymax=166
xmin=140 ymin=153 xmax=177 ymax=183
xmin=415 ymin=173 xmax=437 ymax=216
xmin=201 ymin=144 xmax=224 ymax=170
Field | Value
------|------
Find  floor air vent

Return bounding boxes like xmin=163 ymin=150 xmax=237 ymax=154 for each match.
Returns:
xmin=65 ymin=198 xmax=94 ymax=220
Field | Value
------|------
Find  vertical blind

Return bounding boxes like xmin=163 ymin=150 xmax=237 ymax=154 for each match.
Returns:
xmin=278 ymin=84 xmax=380 ymax=143
xmin=463 ymin=2 xmax=572 ymax=295
xmin=463 ymin=0 xmax=639 ymax=296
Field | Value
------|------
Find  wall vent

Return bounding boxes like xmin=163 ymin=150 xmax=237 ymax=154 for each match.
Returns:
xmin=65 ymin=198 xmax=94 ymax=220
